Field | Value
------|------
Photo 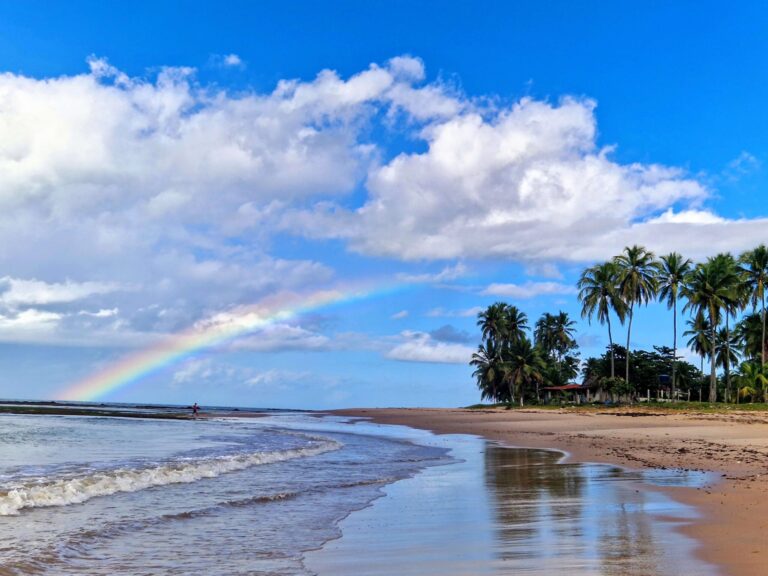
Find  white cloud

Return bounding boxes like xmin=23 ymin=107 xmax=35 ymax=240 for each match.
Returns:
xmin=0 ymin=277 xmax=121 ymax=307
xmin=386 ymin=330 xmax=473 ymax=364
xmin=223 ymin=54 xmax=244 ymax=68
xmin=524 ymin=262 xmax=563 ymax=279
xmin=482 ymin=281 xmax=576 ymax=299
xmin=391 ymin=310 xmax=409 ymax=319
xmin=78 ymin=308 xmax=119 ymax=318
xmin=0 ymin=308 xmax=62 ymax=334
xmin=426 ymin=306 xmax=482 ymax=318
xmin=0 ymin=55 xmax=764 ymax=350
xmin=290 ymin=95 xmax=755 ymax=262
xmin=396 ymin=262 xmax=467 ymax=283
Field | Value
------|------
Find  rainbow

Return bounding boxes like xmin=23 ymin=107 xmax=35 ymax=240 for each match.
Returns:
xmin=57 ymin=283 xmax=394 ymax=401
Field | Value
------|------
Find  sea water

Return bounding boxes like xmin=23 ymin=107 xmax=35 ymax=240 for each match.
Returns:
xmin=0 ymin=411 xmax=718 ymax=575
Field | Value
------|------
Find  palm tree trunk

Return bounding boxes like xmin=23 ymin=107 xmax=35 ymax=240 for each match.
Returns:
xmin=672 ymin=298 xmax=677 ymax=400
xmin=625 ymin=303 xmax=634 ymax=384
xmin=710 ymin=307 xmax=717 ymax=403
xmin=607 ymin=314 xmax=615 ymax=379
xmin=725 ymin=316 xmax=732 ymax=403
xmin=762 ymin=292 xmax=766 ymax=368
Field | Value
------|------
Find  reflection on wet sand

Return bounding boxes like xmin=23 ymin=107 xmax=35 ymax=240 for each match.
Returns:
xmin=484 ymin=445 xmax=709 ymax=575
xmin=306 ymin=434 xmax=716 ymax=576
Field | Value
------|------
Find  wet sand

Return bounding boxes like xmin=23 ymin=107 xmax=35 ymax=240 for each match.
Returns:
xmin=333 ymin=407 xmax=768 ymax=576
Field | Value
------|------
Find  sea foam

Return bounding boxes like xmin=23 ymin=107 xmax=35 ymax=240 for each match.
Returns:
xmin=0 ymin=439 xmax=340 ymax=515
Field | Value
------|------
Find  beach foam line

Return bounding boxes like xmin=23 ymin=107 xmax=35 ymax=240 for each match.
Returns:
xmin=0 ymin=439 xmax=341 ymax=516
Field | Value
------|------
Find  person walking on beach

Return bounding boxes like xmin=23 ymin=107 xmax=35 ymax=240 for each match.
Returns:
xmin=192 ymin=402 xmax=199 ymax=417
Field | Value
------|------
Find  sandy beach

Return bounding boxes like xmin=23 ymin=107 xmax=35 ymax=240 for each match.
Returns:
xmin=334 ymin=406 xmax=768 ymax=576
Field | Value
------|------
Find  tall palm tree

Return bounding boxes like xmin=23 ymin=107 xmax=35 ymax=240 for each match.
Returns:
xmin=578 ymin=261 xmax=626 ymax=379
xmin=739 ymin=245 xmax=768 ymax=368
xmin=682 ymin=257 xmax=741 ymax=402
xmin=713 ymin=253 xmax=746 ymax=401
xmin=658 ymin=252 xmax=693 ymax=398
xmin=615 ymin=245 xmax=660 ymax=386
xmin=502 ymin=336 xmax=545 ymax=406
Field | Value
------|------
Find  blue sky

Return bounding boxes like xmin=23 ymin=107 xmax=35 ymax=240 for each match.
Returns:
xmin=0 ymin=1 xmax=766 ymax=408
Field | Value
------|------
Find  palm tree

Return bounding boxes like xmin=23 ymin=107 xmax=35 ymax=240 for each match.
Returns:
xmin=552 ymin=311 xmax=577 ymax=361
xmin=684 ymin=313 xmax=712 ymax=374
xmin=615 ymin=245 xmax=660 ymax=386
xmin=735 ymin=313 xmax=765 ymax=362
xmin=534 ymin=311 xmax=576 ymax=362
xmin=471 ymin=342 xmax=501 ymax=402
xmin=715 ymin=327 xmax=741 ymax=401
xmin=739 ymin=245 xmax=768 ymax=368
xmin=682 ymin=257 xmax=741 ymax=402
xmin=502 ymin=336 xmax=545 ymax=406
xmin=735 ymin=361 xmax=768 ymax=403
xmin=578 ymin=261 xmax=626 ymax=379
xmin=503 ymin=305 xmax=529 ymax=348
xmin=534 ymin=312 xmax=557 ymax=360
xmin=713 ymin=253 xmax=745 ymax=400
xmin=477 ymin=302 xmax=508 ymax=349
xmin=658 ymin=252 xmax=693 ymax=399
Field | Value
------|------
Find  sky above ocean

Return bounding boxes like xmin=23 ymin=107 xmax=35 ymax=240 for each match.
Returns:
xmin=0 ymin=1 xmax=765 ymax=408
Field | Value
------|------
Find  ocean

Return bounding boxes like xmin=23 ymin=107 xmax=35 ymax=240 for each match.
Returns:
xmin=0 ymin=409 xmax=718 ymax=575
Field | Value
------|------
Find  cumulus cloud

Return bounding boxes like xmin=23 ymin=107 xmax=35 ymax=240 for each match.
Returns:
xmin=291 ymin=93 xmax=767 ymax=262
xmin=391 ymin=310 xmax=409 ymax=319
xmin=482 ymin=281 xmax=577 ymax=299
xmin=386 ymin=330 xmax=473 ymax=364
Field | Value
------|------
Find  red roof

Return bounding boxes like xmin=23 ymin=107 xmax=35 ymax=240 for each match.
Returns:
xmin=541 ymin=384 xmax=584 ymax=391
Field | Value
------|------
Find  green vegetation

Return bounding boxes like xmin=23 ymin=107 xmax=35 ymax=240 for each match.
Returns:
xmin=471 ymin=244 xmax=768 ymax=407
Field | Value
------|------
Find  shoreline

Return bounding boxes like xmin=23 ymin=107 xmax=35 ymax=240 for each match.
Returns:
xmin=332 ymin=406 xmax=768 ymax=576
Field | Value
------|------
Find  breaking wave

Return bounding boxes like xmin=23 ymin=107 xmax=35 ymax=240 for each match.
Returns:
xmin=0 ymin=439 xmax=340 ymax=515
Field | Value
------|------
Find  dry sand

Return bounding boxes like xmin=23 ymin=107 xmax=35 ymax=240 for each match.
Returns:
xmin=333 ymin=406 xmax=768 ymax=576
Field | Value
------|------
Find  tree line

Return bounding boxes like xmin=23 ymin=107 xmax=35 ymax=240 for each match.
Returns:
xmin=471 ymin=244 xmax=768 ymax=405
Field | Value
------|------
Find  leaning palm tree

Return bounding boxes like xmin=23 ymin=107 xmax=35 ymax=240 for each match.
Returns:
xmin=615 ymin=245 xmax=660 ymax=386
xmin=578 ymin=261 xmax=626 ymax=379
xmin=682 ymin=257 xmax=742 ymax=402
xmin=739 ymin=245 xmax=768 ymax=368
xmin=658 ymin=252 xmax=693 ymax=398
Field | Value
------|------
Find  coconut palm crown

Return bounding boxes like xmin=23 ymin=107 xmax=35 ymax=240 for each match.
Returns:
xmin=614 ymin=245 xmax=660 ymax=386
xmin=578 ymin=261 xmax=626 ymax=379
